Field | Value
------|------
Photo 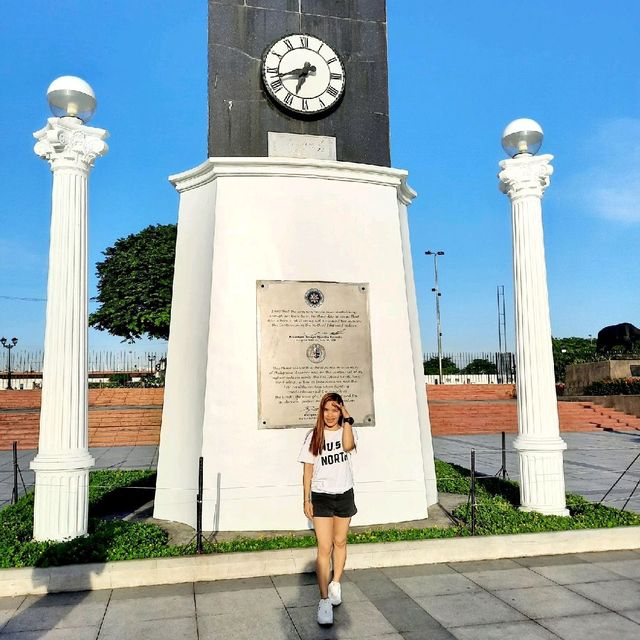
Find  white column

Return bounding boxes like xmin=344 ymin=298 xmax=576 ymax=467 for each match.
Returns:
xmin=499 ymin=154 xmax=569 ymax=516
xmin=31 ymin=117 xmax=108 ymax=541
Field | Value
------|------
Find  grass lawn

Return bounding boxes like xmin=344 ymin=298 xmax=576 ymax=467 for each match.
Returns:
xmin=1 ymin=461 xmax=638 ymax=568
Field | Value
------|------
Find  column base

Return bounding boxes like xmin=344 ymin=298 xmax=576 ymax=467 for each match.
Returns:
xmin=31 ymin=452 xmax=95 ymax=541
xmin=519 ymin=504 xmax=570 ymax=517
xmin=514 ymin=436 xmax=570 ymax=517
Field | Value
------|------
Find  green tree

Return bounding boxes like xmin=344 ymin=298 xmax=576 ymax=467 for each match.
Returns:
xmin=551 ymin=337 xmax=598 ymax=382
xmin=424 ymin=357 xmax=459 ymax=375
xmin=461 ymin=358 xmax=498 ymax=375
xmin=90 ymin=224 xmax=177 ymax=342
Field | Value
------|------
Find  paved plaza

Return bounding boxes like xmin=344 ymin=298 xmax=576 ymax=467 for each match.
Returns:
xmin=0 ymin=550 xmax=639 ymax=639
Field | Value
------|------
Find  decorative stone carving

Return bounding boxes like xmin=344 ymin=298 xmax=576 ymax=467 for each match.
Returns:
xmin=498 ymin=154 xmax=553 ymax=201
xmin=499 ymin=153 xmax=569 ymax=517
xmin=34 ymin=117 xmax=108 ymax=172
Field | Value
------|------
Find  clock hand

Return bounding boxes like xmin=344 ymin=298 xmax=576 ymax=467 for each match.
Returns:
xmin=280 ymin=66 xmax=306 ymax=77
xmin=296 ymin=75 xmax=307 ymax=93
xmin=280 ymin=61 xmax=316 ymax=78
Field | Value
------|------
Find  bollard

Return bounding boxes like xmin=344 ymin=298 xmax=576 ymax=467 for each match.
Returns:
xmin=470 ymin=449 xmax=476 ymax=536
xmin=502 ymin=431 xmax=507 ymax=480
xmin=12 ymin=442 xmax=18 ymax=504
xmin=196 ymin=456 xmax=204 ymax=554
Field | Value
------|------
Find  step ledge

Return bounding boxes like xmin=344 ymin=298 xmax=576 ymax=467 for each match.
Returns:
xmin=0 ymin=527 xmax=637 ymax=597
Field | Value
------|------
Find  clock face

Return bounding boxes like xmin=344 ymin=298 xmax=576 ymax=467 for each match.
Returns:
xmin=262 ymin=34 xmax=346 ymax=116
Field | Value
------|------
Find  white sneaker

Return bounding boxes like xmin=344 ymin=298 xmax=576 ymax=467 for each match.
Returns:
xmin=317 ymin=597 xmax=333 ymax=625
xmin=328 ymin=580 xmax=342 ymax=606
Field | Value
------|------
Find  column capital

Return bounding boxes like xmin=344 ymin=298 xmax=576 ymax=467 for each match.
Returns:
xmin=33 ymin=117 xmax=109 ymax=173
xmin=498 ymin=153 xmax=554 ymax=201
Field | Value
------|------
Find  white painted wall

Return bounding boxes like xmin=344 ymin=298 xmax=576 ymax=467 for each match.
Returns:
xmin=154 ymin=158 xmax=438 ymax=531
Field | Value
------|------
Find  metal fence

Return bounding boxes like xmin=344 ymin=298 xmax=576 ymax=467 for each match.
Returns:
xmin=4 ymin=349 xmax=167 ymax=373
xmin=3 ymin=349 xmax=514 ymax=388
xmin=423 ymin=351 xmax=516 ymax=384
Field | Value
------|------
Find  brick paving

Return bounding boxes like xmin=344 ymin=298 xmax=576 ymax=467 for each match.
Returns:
xmin=427 ymin=385 xmax=640 ymax=436
xmin=1 ymin=385 xmax=639 ymax=452
xmin=0 ymin=390 xmax=163 ymax=450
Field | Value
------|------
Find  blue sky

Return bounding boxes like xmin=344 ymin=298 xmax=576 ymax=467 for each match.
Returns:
xmin=1 ymin=0 xmax=639 ymax=356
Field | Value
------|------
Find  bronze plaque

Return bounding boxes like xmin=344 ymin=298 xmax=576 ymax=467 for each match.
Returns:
xmin=257 ymin=280 xmax=375 ymax=429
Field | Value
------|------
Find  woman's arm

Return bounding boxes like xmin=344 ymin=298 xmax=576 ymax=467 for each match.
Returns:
xmin=342 ymin=423 xmax=356 ymax=452
xmin=303 ymin=463 xmax=314 ymax=519
xmin=340 ymin=404 xmax=356 ymax=452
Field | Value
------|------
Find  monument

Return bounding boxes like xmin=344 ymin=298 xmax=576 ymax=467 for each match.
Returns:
xmin=154 ymin=0 xmax=438 ymax=531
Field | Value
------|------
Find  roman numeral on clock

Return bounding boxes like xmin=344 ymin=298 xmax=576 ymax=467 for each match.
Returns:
xmin=326 ymin=57 xmax=337 ymax=64
xmin=326 ymin=85 xmax=339 ymax=98
xmin=301 ymin=98 xmax=309 ymax=111
xmin=266 ymin=67 xmax=278 ymax=75
xmin=299 ymin=36 xmax=309 ymax=48
xmin=284 ymin=38 xmax=293 ymax=50
xmin=270 ymin=79 xmax=283 ymax=92
xmin=284 ymin=92 xmax=294 ymax=106
xmin=330 ymin=72 xmax=342 ymax=80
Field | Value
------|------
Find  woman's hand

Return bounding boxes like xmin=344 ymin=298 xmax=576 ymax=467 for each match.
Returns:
xmin=340 ymin=401 xmax=351 ymax=420
xmin=304 ymin=500 xmax=314 ymax=519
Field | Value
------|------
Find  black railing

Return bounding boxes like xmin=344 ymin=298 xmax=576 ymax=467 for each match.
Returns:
xmin=423 ymin=351 xmax=516 ymax=384
xmin=4 ymin=349 xmax=167 ymax=373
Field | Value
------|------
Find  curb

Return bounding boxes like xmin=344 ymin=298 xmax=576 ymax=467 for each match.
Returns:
xmin=1 ymin=526 xmax=638 ymax=597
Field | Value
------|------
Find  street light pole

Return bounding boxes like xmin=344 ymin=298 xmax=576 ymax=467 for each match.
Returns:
xmin=1 ymin=337 xmax=18 ymax=390
xmin=425 ymin=250 xmax=445 ymax=384
xmin=499 ymin=118 xmax=568 ymax=516
xmin=31 ymin=76 xmax=108 ymax=541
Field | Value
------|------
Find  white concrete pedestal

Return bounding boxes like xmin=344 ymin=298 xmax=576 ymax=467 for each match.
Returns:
xmin=154 ymin=157 xmax=438 ymax=531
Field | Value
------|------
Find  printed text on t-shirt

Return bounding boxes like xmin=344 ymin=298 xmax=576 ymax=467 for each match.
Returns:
xmin=320 ymin=439 xmax=349 ymax=466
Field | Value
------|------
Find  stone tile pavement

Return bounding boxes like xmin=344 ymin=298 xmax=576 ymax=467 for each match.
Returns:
xmin=0 ymin=550 xmax=639 ymax=639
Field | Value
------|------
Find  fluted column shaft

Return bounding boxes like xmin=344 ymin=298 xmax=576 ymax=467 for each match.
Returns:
xmin=499 ymin=154 xmax=569 ymax=516
xmin=31 ymin=117 xmax=108 ymax=541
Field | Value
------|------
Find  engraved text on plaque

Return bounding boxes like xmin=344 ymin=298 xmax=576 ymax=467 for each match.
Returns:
xmin=257 ymin=280 xmax=375 ymax=428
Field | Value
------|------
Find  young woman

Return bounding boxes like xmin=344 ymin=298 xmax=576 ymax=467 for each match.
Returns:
xmin=298 ymin=392 xmax=358 ymax=626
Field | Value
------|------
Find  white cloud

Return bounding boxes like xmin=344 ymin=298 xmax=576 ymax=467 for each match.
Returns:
xmin=572 ymin=118 xmax=640 ymax=223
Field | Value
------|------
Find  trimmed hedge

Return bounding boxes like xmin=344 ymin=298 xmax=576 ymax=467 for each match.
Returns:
xmin=583 ymin=377 xmax=640 ymax=396
xmin=0 ymin=462 xmax=638 ymax=569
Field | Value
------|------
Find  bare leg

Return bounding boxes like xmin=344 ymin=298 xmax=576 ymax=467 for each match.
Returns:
xmin=331 ymin=516 xmax=351 ymax=583
xmin=313 ymin=517 xmax=334 ymax=598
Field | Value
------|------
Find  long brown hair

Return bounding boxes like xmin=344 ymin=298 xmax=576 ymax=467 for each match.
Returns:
xmin=309 ymin=392 xmax=343 ymax=456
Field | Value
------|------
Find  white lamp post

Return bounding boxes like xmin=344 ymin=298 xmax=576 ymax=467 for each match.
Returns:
xmin=498 ymin=118 xmax=569 ymax=516
xmin=31 ymin=76 xmax=109 ymax=540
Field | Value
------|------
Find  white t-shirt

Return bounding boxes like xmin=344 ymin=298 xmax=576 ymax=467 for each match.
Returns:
xmin=297 ymin=426 xmax=358 ymax=494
